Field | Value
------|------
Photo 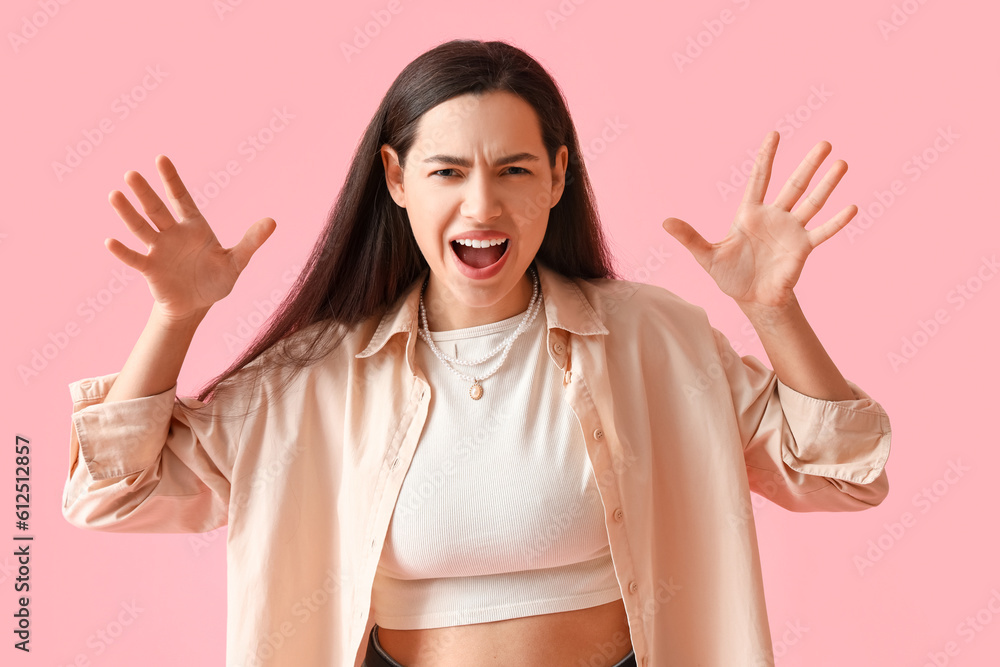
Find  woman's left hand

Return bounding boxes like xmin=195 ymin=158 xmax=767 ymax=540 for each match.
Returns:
xmin=661 ymin=131 xmax=857 ymax=310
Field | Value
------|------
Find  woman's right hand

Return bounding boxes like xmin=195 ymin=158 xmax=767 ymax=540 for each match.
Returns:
xmin=106 ymin=155 xmax=276 ymax=324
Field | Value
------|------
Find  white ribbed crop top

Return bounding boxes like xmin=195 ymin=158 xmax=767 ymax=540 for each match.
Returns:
xmin=370 ymin=294 xmax=624 ymax=630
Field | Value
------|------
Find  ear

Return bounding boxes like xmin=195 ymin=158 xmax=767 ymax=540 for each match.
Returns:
xmin=548 ymin=145 xmax=569 ymax=209
xmin=381 ymin=144 xmax=406 ymax=208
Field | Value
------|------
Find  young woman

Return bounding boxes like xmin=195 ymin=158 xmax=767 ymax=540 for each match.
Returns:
xmin=62 ymin=39 xmax=892 ymax=667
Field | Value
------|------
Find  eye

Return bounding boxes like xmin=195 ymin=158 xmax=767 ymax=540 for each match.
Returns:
xmin=430 ymin=166 xmax=531 ymax=178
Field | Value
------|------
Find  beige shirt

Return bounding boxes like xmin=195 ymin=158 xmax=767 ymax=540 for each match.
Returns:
xmin=61 ymin=258 xmax=892 ymax=667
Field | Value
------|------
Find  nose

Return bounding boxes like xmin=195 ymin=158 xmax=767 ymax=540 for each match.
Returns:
xmin=459 ymin=169 xmax=502 ymax=223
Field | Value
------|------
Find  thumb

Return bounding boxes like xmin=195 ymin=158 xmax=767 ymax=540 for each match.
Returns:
xmin=662 ymin=217 xmax=713 ymax=271
xmin=230 ymin=217 xmax=277 ymax=274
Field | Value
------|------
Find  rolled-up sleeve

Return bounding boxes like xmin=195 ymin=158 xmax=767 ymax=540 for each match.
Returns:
xmin=712 ymin=328 xmax=892 ymax=512
xmin=62 ymin=371 xmax=241 ymax=533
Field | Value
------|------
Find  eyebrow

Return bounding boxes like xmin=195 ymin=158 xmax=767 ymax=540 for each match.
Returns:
xmin=421 ymin=152 xmax=541 ymax=168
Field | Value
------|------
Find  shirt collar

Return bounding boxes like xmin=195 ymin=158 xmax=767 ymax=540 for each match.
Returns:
xmin=354 ymin=257 xmax=611 ymax=361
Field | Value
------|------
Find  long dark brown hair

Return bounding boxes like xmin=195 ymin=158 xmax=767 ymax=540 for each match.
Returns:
xmin=187 ymin=38 xmax=620 ymax=411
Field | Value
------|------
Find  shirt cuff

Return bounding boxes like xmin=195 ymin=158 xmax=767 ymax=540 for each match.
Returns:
xmin=69 ymin=372 xmax=178 ymax=481
xmin=775 ymin=377 xmax=892 ymax=485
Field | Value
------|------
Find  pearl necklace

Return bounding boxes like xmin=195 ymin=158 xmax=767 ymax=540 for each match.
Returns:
xmin=418 ymin=266 xmax=542 ymax=400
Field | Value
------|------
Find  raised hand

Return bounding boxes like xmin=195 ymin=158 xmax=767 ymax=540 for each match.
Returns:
xmin=661 ymin=131 xmax=857 ymax=310
xmin=106 ymin=155 xmax=276 ymax=322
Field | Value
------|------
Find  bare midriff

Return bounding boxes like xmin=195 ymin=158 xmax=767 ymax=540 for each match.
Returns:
xmin=375 ymin=598 xmax=632 ymax=667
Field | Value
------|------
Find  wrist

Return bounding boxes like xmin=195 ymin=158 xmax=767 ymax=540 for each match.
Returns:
xmin=150 ymin=301 xmax=211 ymax=332
xmin=736 ymin=292 xmax=800 ymax=332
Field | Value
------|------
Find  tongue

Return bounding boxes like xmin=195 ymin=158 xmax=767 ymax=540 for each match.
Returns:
xmin=455 ymin=242 xmax=504 ymax=269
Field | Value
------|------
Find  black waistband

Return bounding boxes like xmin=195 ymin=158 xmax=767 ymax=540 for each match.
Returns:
xmin=362 ymin=624 xmax=637 ymax=667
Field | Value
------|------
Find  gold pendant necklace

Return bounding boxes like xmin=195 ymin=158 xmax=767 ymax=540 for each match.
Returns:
xmin=418 ymin=265 xmax=541 ymax=402
xmin=470 ymin=381 xmax=484 ymax=400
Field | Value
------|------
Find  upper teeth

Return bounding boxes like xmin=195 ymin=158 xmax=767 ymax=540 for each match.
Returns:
xmin=454 ymin=238 xmax=507 ymax=248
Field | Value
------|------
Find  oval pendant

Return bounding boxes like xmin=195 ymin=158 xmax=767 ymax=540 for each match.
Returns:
xmin=470 ymin=383 xmax=483 ymax=400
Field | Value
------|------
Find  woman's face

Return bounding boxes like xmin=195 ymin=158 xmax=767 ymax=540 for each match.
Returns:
xmin=381 ymin=90 xmax=568 ymax=330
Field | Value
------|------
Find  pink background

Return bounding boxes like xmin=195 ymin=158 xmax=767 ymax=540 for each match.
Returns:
xmin=2 ymin=0 xmax=997 ymax=664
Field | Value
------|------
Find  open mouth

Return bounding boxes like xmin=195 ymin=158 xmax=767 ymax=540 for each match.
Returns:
xmin=451 ymin=238 xmax=509 ymax=269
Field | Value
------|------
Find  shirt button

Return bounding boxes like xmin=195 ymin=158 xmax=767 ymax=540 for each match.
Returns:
xmin=613 ymin=508 xmax=624 ymax=522
xmin=593 ymin=428 xmax=604 ymax=440
xmin=628 ymin=581 xmax=638 ymax=594
xmin=389 ymin=457 xmax=398 ymax=470
xmin=553 ymin=341 xmax=565 ymax=355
